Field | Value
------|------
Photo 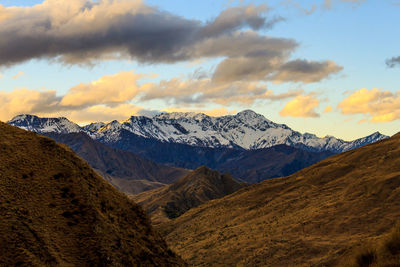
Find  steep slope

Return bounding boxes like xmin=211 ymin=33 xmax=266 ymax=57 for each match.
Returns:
xmin=8 ymin=111 xmax=387 ymax=153
xmin=0 ymin=122 xmax=185 ymax=266
xmin=45 ymin=132 xmax=188 ymax=194
xmin=132 ymin=166 xmax=247 ymax=224
xmin=160 ymin=134 xmax=400 ymax=266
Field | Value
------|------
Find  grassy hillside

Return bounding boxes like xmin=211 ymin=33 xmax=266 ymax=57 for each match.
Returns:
xmin=160 ymin=133 xmax=400 ymax=266
xmin=342 ymin=222 xmax=400 ymax=267
xmin=133 ymin=166 xmax=247 ymax=224
xmin=0 ymin=122 xmax=185 ymax=266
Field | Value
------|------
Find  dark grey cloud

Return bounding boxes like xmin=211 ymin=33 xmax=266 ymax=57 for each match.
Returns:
xmin=213 ymin=57 xmax=342 ymax=84
xmin=0 ymin=1 xmax=281 ymax=66
xmin=271 ymin=59 xmax=343 ymax=83
xmin=386 ymin=56 xmax=400 ymax=68
xmin=0 ymin=0 xmax=342 ymax=85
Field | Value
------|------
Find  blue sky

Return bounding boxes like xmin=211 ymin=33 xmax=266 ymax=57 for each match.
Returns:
xmin=0 ymin=0 xmax=399 ymax=140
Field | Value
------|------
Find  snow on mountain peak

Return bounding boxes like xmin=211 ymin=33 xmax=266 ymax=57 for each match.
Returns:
xmin=8 ymin=114 xmax=81 ymax=134
xmin=154 ymin=112 xmax=209 ymax=121
xmin=7 ymin=111 xmax=388 ymax=153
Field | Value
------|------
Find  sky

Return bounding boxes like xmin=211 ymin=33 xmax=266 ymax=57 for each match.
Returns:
xmin=0 ymin=0 xmax=399 ymax=140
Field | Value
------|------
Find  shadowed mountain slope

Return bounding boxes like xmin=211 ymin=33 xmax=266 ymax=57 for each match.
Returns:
xmin=132 ymin=166 xmax=247 ymax=224
xmin=45 ymin=132 xmax=188 ymax=194
xmin=108 ymin=129 xmax=333 ymax=183
xmin=160 ymin=133 xmax=400 ymax=266
xmin=0 ymin=122 xmax=185 ymax=266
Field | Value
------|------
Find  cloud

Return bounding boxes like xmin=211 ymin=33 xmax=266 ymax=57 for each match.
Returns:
xmin=140 ymin=76 xmax=302 ymax=105
xmin=0 ymin=1 xmax=280 ymax=66
xmin=211 ymin=43 xmax=341 ymax=83
xmin=271 ymin=59 xmax=343 ymax=83
xmin=282 ymin=0 xmax=365 ymax=14
xmin=0 ymin=70 xmax=148 ymax=122
xmin=11 ymin=71 xmax=25 ymax=79
xmin=323 ymin=105 xmax=333 ymax=113
xmin=281 ymin=1 xmax=317 ymax=15
xmin=279 ymin=94 xmax=320 ymax=118
xmin=324 ymin=0 xmax=366 ymax=9
xmin=200 ymin=4 xmax=276 ymax=37
xmin=386 ymin=56 xmax=400 ymax=68
xmin=0 ymin=86 xmax=144 ymax=124
xmin=67 ymin=103 xmax=143 ymax=123
xmin=338 ymin=88 xmax=400 ymax=122
xmin=0 ymin=73 xmax=3 ymax=79
xmin=60 ymin=71 xmax=146 ymax=108
xmin=0 ymin=88 xmax=60 ymax=121
xmin=161 ymin=107 xmax=237 ymax=117
xmin=0 ymin=1 xmax=342 ymax=85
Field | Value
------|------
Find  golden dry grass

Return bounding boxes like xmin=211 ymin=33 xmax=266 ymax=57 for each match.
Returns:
xmin=342 ymin=223 xmax=400 ymax=267
xmin=0 ymin=122 xmax=185 ymax=266
xmin=160 ymin=133 xmax=400 ymax=266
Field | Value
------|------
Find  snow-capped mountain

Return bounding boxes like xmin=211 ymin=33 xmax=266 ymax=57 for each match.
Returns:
xmin=7 ymin=110 xmax=388 ymax=153
xmin=8 ymin=114 xmax=81 ymax=134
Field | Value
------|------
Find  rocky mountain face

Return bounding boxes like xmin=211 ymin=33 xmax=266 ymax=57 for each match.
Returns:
xmin=132 ymin=166 xmax=247 ymax=224
xmin=160 ymin=133 xmax=400 ymax=266
xmin=0 ymin=122 xmax=185 ymax=266
xmin=8 ymin=110 xmax=388 ymax=153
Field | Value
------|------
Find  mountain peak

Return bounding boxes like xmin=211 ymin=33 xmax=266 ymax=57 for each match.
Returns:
xmin=154 ymin=111 xmax=209 ymax=121
xmin=133 ymin=166 xmax=247 ymax=223
xmin=8 ymin=114 xmax=81 ymax=134
xmin=193 ymin=165 xmax=213 ymax=174
xmin=9 ymin=114 xmax=39 ymax=122
xmin=236 ymin=109 xmax=258 ymax=116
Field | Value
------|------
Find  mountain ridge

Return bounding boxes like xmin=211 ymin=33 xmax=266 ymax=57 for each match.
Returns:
xmin=8 ymin=111 xmax=388 ymax=153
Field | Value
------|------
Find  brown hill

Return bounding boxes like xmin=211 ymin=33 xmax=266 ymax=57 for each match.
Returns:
xmin=342 ymin=222 xmax=400 ymax=267
xmin=0 ymin=122 xmax=185 ymax=266
xmin=132 ymin=166 xmax=247 ymax=225
xmin=46 ymin=132 xmax=189 ymax=194
xmin=160 ymin=133 xmax=400 ymax=266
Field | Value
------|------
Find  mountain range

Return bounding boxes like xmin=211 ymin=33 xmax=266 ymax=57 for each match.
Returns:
xmin=0 ymin=122 xmax=184 ymax=266
xmin=8 ymin=110 xmax=387 ymax=153
xmin=7 ymin=111 xmax=387 ymax=187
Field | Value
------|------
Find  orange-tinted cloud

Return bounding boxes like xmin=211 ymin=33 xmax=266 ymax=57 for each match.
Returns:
xmin=1 ymin=71 xmax=147 ymax=123
xmin=60 ymin=71 xmax=146 ymax=108
xmin=280 ymin=94 xmax=320 ymax=118
xmin=338 ymin=88 xmax=400 ymax=122
xmin=0 ymin=88 xmax=59 ymax=121
xmin=161 ymin=107 xmax=237 ymax=117
xmin=66 ymin=104 xmax=143 ymax=124
xmin=323 ymin=105 xmax=333 ymax=113
xmin=11 ymin=71 xmax=25 ymax=80
xmin=141 ymin=77 xmax=302 ymax=105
